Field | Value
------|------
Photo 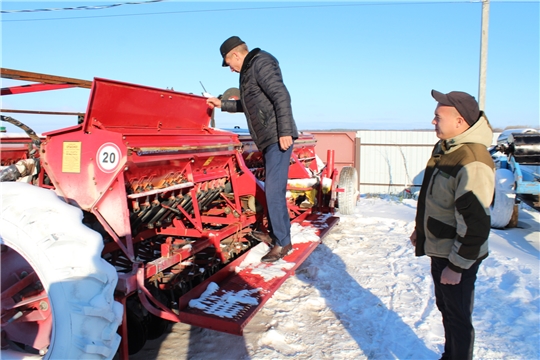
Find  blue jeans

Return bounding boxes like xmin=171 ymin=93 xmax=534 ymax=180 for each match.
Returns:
xmin=431 ymin=257 xmax=482 ymax=360
xmin=263 ymin=143 xmax=293 ymax=247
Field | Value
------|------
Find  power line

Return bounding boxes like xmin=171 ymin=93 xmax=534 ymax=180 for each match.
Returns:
xmin=2 ymin=1 xmax=536 ymax=23
xmin=1 ymin=0 xmax=166 ymax=14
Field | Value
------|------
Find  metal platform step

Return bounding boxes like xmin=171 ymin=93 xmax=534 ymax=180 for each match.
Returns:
xmin=177 ymin=212 xmax=339 ymax=335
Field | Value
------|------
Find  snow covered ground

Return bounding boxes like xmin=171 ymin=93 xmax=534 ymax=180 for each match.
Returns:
xmin=132 ymin=196 xmax=539 ymax=360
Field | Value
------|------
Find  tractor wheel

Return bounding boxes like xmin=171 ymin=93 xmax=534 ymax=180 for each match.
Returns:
xmin=490 ymin=168 xmax=516 ymax=229
xmin=337 ymin=166 xmax=359 ymax=215
xmin=1 ymin=182 xmax=123 ymax=359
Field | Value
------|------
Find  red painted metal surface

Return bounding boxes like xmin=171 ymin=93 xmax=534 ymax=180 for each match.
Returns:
xmin=1 ymin=246 xmax=52 ymax=352
xmin=237 ymin=131 xmax=320 ymax=180
xmin=311 ymin=131 xmax=358 ymax=175
xmin=1 ymin=83 xmax=78 ymax=96
xmin=82 ymin=78 xmax=212 ymax=133
xmin=0 ymin=137 xmax=35 ymax=165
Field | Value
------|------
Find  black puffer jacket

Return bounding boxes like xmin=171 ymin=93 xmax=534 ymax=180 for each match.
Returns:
xmin=221 ymin=48 xmax=298 ymax=151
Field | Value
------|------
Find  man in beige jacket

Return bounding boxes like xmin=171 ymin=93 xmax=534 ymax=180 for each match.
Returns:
xmin=410 ymin=90 xmax=495 ymax=360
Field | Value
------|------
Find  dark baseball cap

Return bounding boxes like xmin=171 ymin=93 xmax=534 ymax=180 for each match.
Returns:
xmin=432 ymin=90 xmax=480 ymax=126
xmin=220 ymin=36 xmax=245 ymax=67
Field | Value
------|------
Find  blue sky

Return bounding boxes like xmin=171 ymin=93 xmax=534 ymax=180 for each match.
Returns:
xmin=1 ymin=1 xmax=539 ymax=134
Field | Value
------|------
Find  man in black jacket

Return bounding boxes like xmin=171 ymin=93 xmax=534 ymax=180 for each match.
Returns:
xmin=207 ymin=36 xmax=299 ymax=263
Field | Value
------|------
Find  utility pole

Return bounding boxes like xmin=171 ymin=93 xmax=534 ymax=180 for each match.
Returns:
xmin=478 ymin=0 xmax=490 ymax=111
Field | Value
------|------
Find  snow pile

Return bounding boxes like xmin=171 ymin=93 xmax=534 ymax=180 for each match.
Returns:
xmin=234 ymin=243 xmax=295 ymax=282
xmin=249 ymin=260 xmax=295 ymax=282
xmin=291 ymin=221 xmax=325 ymax=243
xmin=235 ymin=242 xmax=271 ymax=271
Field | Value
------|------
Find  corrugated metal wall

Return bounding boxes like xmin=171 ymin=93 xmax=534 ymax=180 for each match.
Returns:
xmin=356 ymin=130 xmax=500 ymax=195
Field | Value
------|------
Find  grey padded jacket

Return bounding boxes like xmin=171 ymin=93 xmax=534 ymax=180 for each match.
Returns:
xmin=414 ymin=114 xmax=495 ymax=272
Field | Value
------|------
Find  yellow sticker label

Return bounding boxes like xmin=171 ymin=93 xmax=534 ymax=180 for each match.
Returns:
xmin=62 ymin=141 xmax=81 ymax=173
xmin=203 ymin=156 xmax=214 ymax=167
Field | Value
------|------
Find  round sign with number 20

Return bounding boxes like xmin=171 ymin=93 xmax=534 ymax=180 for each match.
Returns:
xmin=97 ymin=143 xmax=121 ymax=173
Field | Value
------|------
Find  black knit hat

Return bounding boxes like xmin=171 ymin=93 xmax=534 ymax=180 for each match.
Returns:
xmin=432 ymin=90 xmax=480 ymax=126
xmin=220 ymin=36 xmax=245 ymax=67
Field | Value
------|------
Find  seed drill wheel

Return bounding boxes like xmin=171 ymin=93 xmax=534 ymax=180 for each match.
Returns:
xmin=337 ymin=166 xmax=359 ymax=215
xmin=0 ymin=182 xmax=123 ymax=359
xmin=490 ymin=168 xmax=516 ymax=228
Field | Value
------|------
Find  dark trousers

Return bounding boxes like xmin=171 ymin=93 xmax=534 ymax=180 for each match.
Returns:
xmin=431 ymin=257 xmax=482 ymax=360
xmin=263 ymin=142 xmax=293 ymax=247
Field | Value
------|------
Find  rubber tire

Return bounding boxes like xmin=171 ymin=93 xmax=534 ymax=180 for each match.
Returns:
xmin=0 ymin=182 xmax=123 ymax=359
xmin=337 ymin=166 xmax=359 ymax=215
xmin=490 ymin=168 xmax=516 ymax=229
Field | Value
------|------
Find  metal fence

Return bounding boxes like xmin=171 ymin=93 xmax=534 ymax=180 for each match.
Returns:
xmin=356 ymin=130 xmax=500 ymax=195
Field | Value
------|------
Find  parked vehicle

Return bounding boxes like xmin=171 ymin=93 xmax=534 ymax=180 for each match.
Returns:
xmin=489 ymin=128 xmax=540 ymax=228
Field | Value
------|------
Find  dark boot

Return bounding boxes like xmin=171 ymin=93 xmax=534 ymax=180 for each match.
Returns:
xmin=261 ymin=243 xmax=292 ymax=263
xmin=251 ymin=231 xmax=274 ymax=245
xmin=261 ymin=245 xmax=283 ymax=263
xmin=280 ymin=243 xmax=292 ymax=257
